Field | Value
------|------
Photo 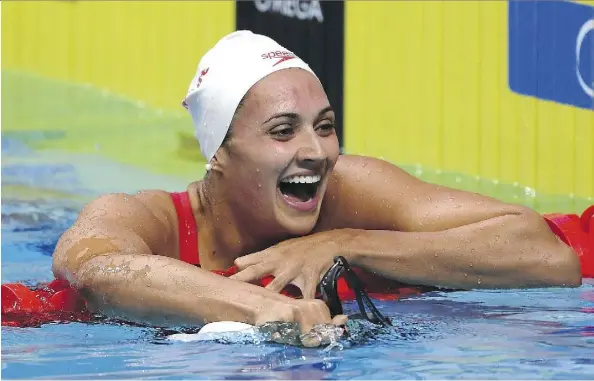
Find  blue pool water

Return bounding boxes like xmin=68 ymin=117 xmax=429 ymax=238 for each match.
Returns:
xmin=2 ymin=140 xmax=594 ymax=379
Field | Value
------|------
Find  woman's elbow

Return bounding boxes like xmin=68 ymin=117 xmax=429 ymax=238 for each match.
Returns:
xmin=544 ymin=243 xmax=583 ymax=287
xmin=51 ymin=249 xmax=87 ymax=286
xmin=516 ymin=209 xmax=583 ymax=288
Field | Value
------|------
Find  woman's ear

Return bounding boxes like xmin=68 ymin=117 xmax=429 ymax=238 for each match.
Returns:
xmin=207 ymin=152 xmax=227 ymax=174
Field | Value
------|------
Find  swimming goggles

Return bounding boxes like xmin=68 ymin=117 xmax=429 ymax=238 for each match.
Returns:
xmin=319 ymin=256 xmax=392 ymax=327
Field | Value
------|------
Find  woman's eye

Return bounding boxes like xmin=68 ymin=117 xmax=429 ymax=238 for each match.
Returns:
xmin=270 ymin=126 xmax=294 ymax=138
xmin=317 ymin=123 xmax=335 ymax=134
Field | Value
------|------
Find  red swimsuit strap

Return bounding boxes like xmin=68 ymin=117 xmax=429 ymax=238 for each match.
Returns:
xmin=170 ymin=191 xmax=200 ymax=265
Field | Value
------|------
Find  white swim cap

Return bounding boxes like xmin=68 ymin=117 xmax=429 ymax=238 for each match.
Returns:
xmin=183 ymin=30 xmax=318 ymax=162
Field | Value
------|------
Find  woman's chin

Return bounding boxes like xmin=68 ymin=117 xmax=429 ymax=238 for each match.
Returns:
xmin=275 ymin=210 xmax=320 ymax=237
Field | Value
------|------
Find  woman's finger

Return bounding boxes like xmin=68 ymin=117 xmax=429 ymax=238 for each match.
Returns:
xmin=234 ymin=250 xmax=267 ymax=269
xmin=331 ymin=314 xmax=348 ymax=326
xmin=264 ymin=272 xmax=292 ymax=293
xmin=300 ymin=333 xmax=322 ymax=348
xmin=229 ymin=262 xmax=272 ymax=282
xmin=301 ymin=279 xmax=318 ymax=300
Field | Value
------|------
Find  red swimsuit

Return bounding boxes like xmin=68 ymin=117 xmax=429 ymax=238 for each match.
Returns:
xmin=170 ymin=191 xmax=200 ymax=266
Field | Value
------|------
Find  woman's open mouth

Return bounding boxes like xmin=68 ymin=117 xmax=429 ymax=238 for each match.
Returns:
xmin=278 ymin=174 xmax=321 ymax=212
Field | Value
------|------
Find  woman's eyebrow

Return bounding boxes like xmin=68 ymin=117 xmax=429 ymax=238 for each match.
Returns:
xmin=263 ymin=112 xmax=299 ymax=124
xmin=263 ymin=106 xmax=334 ymax=124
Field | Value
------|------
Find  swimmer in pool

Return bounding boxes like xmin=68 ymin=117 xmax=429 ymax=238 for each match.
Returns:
xmin=51 ymin=31 xmax=582 ymax=342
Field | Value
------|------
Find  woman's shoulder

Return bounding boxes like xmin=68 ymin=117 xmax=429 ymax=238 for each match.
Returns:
xmin=82 ymin=189 xmax=178 ymax=221
xmin=335 ymin=154 xmax=408 ymax=168
xmin=75 ymin=187 xmax=192 ymax=257
xmin=330 ymin=154 xmax=414 ymax=187
xmin=317 ymin=155 xmax=415 ymax=231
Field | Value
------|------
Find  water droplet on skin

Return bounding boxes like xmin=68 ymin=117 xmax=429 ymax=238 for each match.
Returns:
xmin=464 ymin=273 xmax=468 ymax=278
xmin=477 ymin=278 xmax=482 ymax=285
xmin=469 ymin=263 xmax=473 ymax=267
xmin=257 ymin=183 xmax=262 ymax=188
xmin=434 ymin=253 xmax=438 ymax=257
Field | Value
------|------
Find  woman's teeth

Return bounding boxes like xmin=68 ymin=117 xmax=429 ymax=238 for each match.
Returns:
xmin=280 ymin=175 xmax=321 ymax=184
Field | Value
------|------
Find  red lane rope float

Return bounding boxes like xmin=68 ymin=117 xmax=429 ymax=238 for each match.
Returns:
xmin=1 ymin=279 xmax=92 ymax=328
xmin=581 ymin=206 xmax=594 ymax=267
xmin=543 ymin=206 xmax=594 ymax=278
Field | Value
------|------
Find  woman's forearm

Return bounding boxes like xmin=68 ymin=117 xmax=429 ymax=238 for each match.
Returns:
xmin=343 ymin=212 xmax=582 ymax=289
xmin=68 ymin=253 xmax=287 ymax=327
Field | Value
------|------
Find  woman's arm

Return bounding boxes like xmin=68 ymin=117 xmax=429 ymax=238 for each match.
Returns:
xmin=338 ymin=217 xmax=581 ymax=290
xmin=74 ymin=252 xmax=290 ymax=326
xmin=318 ymin=155 xmax=582 ymax=289
xmin=52 ymin=193 xmax=343 ymax=332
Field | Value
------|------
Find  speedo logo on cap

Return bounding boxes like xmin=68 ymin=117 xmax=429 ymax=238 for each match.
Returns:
xmin=262 ymin=51 xmax=296 ymax=66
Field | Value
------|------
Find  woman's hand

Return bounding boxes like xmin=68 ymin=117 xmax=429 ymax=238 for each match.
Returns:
xmin=256 ymin=297 xmax=348 ymax=347
xmin=230 ymin=230 xmax=353 ymax=299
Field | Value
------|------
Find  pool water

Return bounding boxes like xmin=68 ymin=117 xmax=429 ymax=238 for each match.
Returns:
xmin=2 ymin=150 xmax=594 ymax=380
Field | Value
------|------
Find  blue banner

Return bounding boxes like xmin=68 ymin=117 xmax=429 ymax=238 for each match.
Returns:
xmin=508 ymin=0 xmax=594 ymax=110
